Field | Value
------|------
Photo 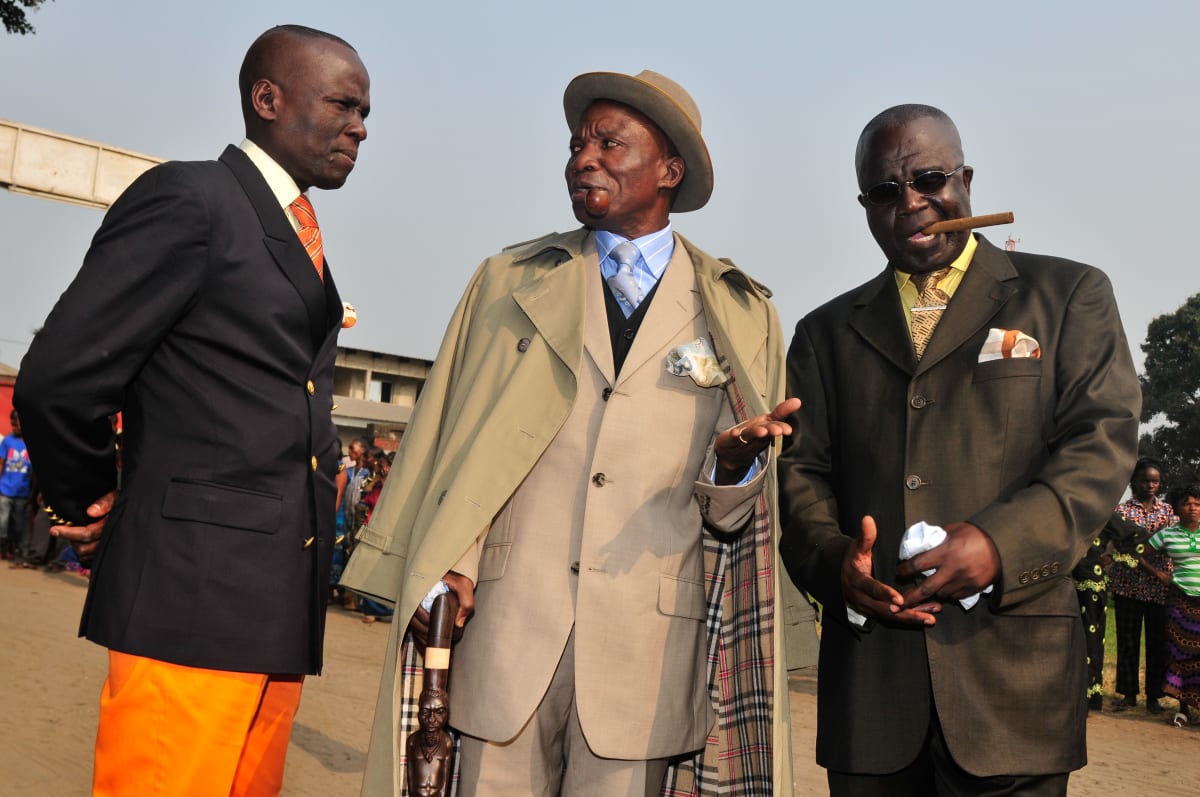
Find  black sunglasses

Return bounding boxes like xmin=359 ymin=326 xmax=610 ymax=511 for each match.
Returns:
xmin=859 ymin=164 xmax=966 ymax=206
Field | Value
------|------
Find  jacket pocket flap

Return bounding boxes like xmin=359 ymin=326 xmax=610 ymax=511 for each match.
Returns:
xmin=476 ymin=542 xmax=512 ymax=583
xmin=658 ymin=573 xmax=707 ymax=620
xmin=972 ymin=358 xmax=1043 ymax=382
xmin=162 ymin=479 xmax=281 ymax=534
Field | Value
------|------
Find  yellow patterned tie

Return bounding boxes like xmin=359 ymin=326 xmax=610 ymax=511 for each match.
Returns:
xmin=910 ymin=268 xmax=950 ymax=360
xmin=289 ymin=194 xmax=324 ymax=281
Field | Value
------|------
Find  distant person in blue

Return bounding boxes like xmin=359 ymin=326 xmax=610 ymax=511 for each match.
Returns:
xmin=0 ymin=411 xmax=33 ymax=560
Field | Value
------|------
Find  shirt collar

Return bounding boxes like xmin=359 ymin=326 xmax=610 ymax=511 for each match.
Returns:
xmin=893 ymin=232 xmax=978 ymax=292
xmin=595 ymin=222 xmax=674 ymax=280
xmin=239 ymin=139 xmax=302 ymax=210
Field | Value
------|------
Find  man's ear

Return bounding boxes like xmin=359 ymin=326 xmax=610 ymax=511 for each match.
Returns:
xmin=660 ymin=155 xmax=685 ymax=191
xmin=250 ymin=79 xmax=280 ymax=122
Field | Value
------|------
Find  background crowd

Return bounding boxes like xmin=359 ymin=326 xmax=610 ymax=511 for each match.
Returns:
xmin=333 ymin=437 xmax=395 ymax=623
xmin=1073 ymin=457 xmax=1200 ymax=728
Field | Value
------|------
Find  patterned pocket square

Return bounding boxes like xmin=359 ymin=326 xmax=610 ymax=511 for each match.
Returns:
xmin=665 ymin=338 xmax=727 ymax=388
xmin=978 ymin=328 xmax=1040 ymax=362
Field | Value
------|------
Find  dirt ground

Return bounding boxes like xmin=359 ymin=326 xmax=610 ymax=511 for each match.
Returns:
xmin=2 ymin=566 xmax=1197 ymax=796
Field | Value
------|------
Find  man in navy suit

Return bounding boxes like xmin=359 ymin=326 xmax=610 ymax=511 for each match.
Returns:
xmin=15 ymin=25 xmax=369 ymax=795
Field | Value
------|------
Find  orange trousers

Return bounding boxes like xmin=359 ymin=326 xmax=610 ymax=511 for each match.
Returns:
xmin=93 ymin=650 xmax=304 ymax=797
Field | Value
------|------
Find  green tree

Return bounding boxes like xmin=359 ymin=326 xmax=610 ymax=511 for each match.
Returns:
xmin=2 ymin=0 xmax=51 ymax=35
xmin=1139 ymin=291 xmax=1200 ymax=487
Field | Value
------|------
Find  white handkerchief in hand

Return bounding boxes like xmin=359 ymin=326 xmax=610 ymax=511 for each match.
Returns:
xmin=977 ymin=328 xmax=1041 ymax=362
xmin=665 ymin=338 xmax=727 ymax=388
xmin=900 ymin=521 xmax=993 ymax=610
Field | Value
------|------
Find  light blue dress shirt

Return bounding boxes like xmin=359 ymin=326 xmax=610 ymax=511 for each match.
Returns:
xmin=595 ymin=224 xmax=675 ymax=317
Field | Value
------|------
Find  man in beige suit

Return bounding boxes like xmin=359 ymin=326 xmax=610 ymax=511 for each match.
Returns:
xmin=341 ymin=70 xmax=808 ymax=795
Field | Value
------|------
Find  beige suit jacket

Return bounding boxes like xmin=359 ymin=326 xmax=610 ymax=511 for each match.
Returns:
xmin=448 ymin=236 xmax=755 ymax=755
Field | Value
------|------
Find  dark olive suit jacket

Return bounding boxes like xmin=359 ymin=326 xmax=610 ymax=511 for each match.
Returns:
xmin=778 ymin=236 xmax=1140 ymax=776
xmin=15 ymin=146 xmax=343 ymax=675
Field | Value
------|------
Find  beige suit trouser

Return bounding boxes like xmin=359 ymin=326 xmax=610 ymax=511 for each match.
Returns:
xmin=455 ymin=627 xmax=669 ymax=797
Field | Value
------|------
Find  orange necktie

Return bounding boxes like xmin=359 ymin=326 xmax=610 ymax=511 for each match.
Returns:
xmin=289 ymin=194 xmax=324 ymax=281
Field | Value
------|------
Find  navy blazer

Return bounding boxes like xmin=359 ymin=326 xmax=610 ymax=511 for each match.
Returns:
xmin=16 ymin=146 xmax=343 ymax=674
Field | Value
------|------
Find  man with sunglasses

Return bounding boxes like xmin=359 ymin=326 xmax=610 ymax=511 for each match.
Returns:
xmin=778 ymin=104 xmax=1140 ymax=795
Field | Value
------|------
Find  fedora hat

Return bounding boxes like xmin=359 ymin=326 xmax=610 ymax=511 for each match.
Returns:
xmin=563 ymin=70 xmax=713 ymax=213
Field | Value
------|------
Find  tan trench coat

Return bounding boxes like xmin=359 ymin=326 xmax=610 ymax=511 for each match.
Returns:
xmin=341 ymin=228 xmax=815 ymax=795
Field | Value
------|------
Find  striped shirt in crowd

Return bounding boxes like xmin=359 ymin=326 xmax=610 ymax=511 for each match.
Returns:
xmin=1149 ymin=524 xmax=1200 ymax=597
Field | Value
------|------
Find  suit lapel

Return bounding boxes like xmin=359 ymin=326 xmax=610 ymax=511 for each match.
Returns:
xmin=848 ymin=268 xmax=917 ymax=375
xmin=320 ymin=264 xmax=345 ymax=342
xmin=512 ymin=240 xmax=588 ymax=381
xmin=581 ymin=242 xmax=616 ymax=385
xmin=219 ymin=146 xmax=328 ymax=353
xmin=613 ymin=239 xmax=701 ymax=387
xmin=917 ymin=236 xmax=1018 ymax=372
xmin=687 ymin=238 xmax=770 ymax=413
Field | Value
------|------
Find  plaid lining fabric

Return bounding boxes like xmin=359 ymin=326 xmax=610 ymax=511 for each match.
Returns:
xmin=661 ymin=336 xmax=777 ymax=796
xmin=389 ymin=336 xmax=777 ymax=797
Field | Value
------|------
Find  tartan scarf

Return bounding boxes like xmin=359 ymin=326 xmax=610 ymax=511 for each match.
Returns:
xmin=387 ymin=339 xmax=777 ymax=797
xmin=659 ymin=335 xmax=777 ymax=796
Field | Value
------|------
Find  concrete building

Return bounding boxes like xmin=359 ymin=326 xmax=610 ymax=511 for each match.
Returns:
xmin=332 ymin=347 xmax=433 ymax=453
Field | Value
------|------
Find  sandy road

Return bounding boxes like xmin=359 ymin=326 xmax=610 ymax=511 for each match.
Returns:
xmin=1 ymin=566 xmax=1195 ymax=795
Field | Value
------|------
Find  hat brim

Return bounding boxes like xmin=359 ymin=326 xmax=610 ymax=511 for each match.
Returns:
xmin=563 ymin=72 xmax=713 ymax=213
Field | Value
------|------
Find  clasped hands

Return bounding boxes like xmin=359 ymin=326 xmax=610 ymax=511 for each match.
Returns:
xmin=712 ymin=397 xmax=801 ymax=485
xmin=842 ymin=515 xmax=1000 ymax=626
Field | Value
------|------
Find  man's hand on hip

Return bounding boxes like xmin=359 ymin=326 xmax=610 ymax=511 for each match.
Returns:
xmin=51 ymin=490 xmax=117 ymax=562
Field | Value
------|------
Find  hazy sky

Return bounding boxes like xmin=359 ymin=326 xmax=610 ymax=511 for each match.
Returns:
xmin=1 ymin=1 xmax=1196 ymax=376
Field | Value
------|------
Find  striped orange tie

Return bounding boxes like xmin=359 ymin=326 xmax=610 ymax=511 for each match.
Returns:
xmin=289 ymin=194 xmax=324 ymax=281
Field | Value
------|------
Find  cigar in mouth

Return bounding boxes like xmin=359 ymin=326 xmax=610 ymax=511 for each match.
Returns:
xmin=922 ymin=212 xmax=1014 ymax=235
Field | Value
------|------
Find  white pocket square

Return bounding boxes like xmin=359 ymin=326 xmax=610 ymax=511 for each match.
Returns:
xmin=978 ymin=328 xmax=1040 ymax=362
xmin=665 ymin=338 xmax=727 ymax=388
